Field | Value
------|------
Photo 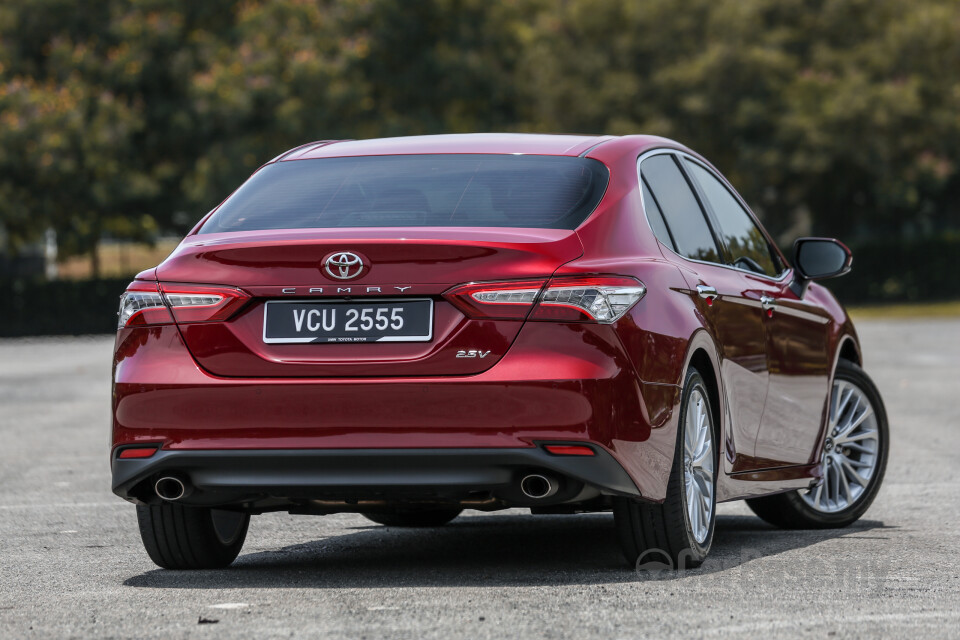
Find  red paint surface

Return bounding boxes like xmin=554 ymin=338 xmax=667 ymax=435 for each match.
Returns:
xmin=113 ymin=133 xmax=858 ymax=503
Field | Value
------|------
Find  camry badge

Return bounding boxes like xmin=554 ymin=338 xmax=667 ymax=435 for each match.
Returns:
xmin=323 ymin=251 xmax=366 ymax=280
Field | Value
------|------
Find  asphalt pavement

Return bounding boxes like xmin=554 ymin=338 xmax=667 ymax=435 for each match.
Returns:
xmin=1 ymin=318 xmax=959 ymax=639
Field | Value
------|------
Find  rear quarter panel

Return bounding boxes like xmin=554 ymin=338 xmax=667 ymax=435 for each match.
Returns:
xmin=572 ymin=137 xmax=845 ymax=501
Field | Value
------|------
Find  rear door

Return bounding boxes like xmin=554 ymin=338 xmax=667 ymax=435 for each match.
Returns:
xmin=640 ymin=153 xmax=769 ymax=470
xmin=744 ymin=276 xmax=832 ymax=465
xmin=681 ymin=158 xmax=831 ymax=467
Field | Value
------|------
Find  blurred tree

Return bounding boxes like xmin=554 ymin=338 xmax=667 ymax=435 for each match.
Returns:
xmin=181 ymin=0 xmax=372 ymax=208
xmin=1 ymin=0 xmax=960 ymax=272
xmin=512 ymin=0 xmax=960 ymax=243
xmin=351 ymin=0 xmax=526 ymax=135
xmin=182 ymin=0 xmax=529 ymax=208
xmin=0 ymin=28 xmax=159 ymax=274
xmin=0 ymin=0 xmax=238 ymax=271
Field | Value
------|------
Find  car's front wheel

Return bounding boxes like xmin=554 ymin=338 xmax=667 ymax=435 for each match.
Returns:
xmin=137 ymin=504 xmax=249 ymax=569
xmin=614 ymin=366 xmax=717 ymax=569
xmin=746 ymin=359 xmax=889 ymax=528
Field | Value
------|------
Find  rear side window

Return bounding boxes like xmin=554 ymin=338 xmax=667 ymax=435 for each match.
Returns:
xmin=684 ymin=160 xmax=780 ymax=277
xmin=640 ymin=155 xmax=720 ymax=263
xmin=641 ymin=178 xmax=676 ymax=252
xmin=198 ymin=154 xmax=609 ymax=233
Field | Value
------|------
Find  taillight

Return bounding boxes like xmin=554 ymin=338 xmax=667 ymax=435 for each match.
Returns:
xmin=443 ymin=279 xmax=548 ymax=320
xmin=443 ymin=275 xmax=645 ymax=324
xmin=159 ymin=282 xmax=250 ymax=324
xmin=117 ymin=281 xmax=173 ymax=328
xmin=530 ymin=275 xmax=646 ymax=323
xmin=117 ymin=281 xmax=250 ymax=329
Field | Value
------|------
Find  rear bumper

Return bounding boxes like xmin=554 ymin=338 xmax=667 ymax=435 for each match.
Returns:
xmin=112 ymin=323 xmax=680 ymax=502
xmin=111 ymin=445 xmax=641 ymax=507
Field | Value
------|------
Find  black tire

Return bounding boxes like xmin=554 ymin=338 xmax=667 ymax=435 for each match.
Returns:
xmin=362 ymin=508 xmax=463 ymax=527
xmin=614 ymin=366 xmax=718 ymax=570
xmin=746 ymin=359 xmax=889 ymax=529
xmin=136 ymin=503 xmax=249 ymax=569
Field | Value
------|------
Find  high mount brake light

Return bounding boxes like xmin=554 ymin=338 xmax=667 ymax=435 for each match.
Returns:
xmin=443 ymin=275 xmax=645 ymax=324
xmin=117 ymin=281 xmax=250 ymax=329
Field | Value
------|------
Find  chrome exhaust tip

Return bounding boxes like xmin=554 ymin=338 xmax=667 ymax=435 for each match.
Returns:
xmin=520 ymin=474 xmax=558 ymax=500
xmin=154 ymin=476 xmax=189 ymax=502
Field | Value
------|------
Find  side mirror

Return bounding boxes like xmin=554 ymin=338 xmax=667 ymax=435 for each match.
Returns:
xmin=790 ymin=237 xmax=852 ymax=298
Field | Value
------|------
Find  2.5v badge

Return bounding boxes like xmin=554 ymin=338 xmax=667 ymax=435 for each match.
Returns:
xmin=455 ymin=349 xmax=491 ymax=358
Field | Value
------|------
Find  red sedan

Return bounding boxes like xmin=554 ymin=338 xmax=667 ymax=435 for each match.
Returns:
xmin=111 ymin=134 xmax=888 ymax=570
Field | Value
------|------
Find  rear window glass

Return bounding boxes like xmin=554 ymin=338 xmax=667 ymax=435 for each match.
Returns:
xmin=198 ymin=154 xmax=609 ymax=233
xmin=640 ymin=154 xmax=720 ymax=263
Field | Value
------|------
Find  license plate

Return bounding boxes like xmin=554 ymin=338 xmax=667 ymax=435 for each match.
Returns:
xmin=263 ymin=299 xmax=433 ymax=344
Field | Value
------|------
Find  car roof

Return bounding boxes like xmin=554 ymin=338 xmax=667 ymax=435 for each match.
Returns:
xmin=280 ymin=133 xmax=626 ymax=160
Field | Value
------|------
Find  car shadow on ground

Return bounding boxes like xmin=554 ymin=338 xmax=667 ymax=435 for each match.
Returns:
xmin=123 ymin=513 xmax=891 ymax=589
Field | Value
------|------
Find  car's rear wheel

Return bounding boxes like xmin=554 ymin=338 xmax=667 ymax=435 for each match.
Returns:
xmin=362 ymin=508 xmax=463 ymax=527
xmin=136 ymin=504 xmax=249 ymax=569
xmin=746 ymin=359 xmax=888 ymax=528
xmin=614 ymin=366 xmax=717 ymax=569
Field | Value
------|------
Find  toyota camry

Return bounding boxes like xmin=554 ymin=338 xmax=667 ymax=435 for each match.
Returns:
xmin=111 ymin=133 xmax=888 ymax=570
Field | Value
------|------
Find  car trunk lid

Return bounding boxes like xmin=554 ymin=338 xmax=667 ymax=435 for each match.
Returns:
xmin=155 ymin=227 xmax=583 ymax=377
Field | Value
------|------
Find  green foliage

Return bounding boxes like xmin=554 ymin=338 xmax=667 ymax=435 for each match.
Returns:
xmin=2 ymin=0 xmax=960 ymax=270
xmin=511 ymin=0 xmax=960 ymax=240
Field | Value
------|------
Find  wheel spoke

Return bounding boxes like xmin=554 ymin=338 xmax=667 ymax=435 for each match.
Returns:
xmin=811 ymin=480 xmax=824 ymax=509
xmin=844 ymin=394 xmax=861 ymax=424
xmin=839 ymin=456 xmax=869 ymax=486
xmin=693 ymin=440 xmax=711 ymax=466
xmin=827 ymin=460 xmax=840 ymax=504
xmin=687 ymin=482 xmax=699 ymax=527
xmin=694 ymin=469 xmax=710 ymax=496
xmin=843 ymin=441 xmax=875 ymax=454
xmin=695 ymin=454 xmax=713 ymax=476
xmin=695 ymin=491 xmax=705 ymax=533
xmin=836 ymin=428 xmax=877 ymax=445
xmin=694 ymin=402 xmax=707 ymax=453
xmin=699 ymin=484 xmax=711 ymax=511
xmin=833 ymin=385 xmax=853 ymax=425
xmin=836 ymin=458 xmax=851 ymax=504
xmin=839 ymin=407 xmax=874 ymax=438
xmin=829 ymin=381 xmax=843 ymax=424
xmin=803 ymin=376 xmax=882 ymax=514
xmin=684 ymin=404 xmax=698 ymax=458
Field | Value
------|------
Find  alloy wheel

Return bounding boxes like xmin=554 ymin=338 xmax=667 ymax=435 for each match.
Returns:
xmin=683 ymin=388 xmax=715 ymax=544
xmin=801 ymin=378 xmax=880 ymax=513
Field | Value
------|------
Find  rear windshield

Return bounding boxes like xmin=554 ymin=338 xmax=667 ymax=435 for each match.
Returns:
xmin=198 ymin=154 xmax=609 ymax=233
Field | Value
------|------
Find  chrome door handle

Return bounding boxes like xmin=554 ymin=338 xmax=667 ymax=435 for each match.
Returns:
xmin=696 ymin=284 xmax=718 ymax=302
xmin=760 ymin=295 xmax=778 ymax=313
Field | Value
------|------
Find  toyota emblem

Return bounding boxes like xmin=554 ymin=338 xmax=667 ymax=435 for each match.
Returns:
xmin=323 ymin=251 xmax=366 ymax=280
